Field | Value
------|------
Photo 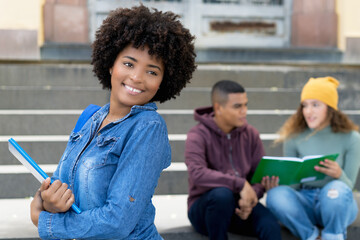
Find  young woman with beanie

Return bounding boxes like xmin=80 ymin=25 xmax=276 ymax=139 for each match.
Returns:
xmin=263 ymin=77 xmax=360 ymax=240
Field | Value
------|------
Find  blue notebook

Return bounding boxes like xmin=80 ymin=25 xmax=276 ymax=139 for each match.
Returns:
xmin=8 ymin=138 xmax=82 ymax=214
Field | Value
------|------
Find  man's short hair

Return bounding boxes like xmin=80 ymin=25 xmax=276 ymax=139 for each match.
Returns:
xmin=211 ymin=80 xmax=245 ymax=106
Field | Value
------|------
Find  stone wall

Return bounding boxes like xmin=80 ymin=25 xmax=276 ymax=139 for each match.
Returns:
xmin=291 ymin=0 xmax=337 ymax=48
xmin=43 ymin=0 xmax=89 ymax=44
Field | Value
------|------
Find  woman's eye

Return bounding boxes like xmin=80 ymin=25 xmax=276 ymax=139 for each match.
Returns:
xmin=124 ymin=62 xmax=133 ymax=67
xmin=148 ymin=70 xmax=158 ymax=76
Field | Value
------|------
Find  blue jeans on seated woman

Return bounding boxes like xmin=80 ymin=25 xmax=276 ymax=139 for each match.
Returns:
xmin=188 ymin=187 xmax=281 ymax=240
xmin=266 ymin=180 xmax=358 ymax=240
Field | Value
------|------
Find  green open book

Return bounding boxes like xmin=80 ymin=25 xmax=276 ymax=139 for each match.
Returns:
xmin=250 ymin=153 xmax=339 ymax=185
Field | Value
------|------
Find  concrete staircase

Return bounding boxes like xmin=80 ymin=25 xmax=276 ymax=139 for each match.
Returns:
xmin=0 ymin=61 xmax=360 ymax=239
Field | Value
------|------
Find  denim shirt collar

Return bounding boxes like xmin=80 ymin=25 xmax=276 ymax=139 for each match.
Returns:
xmin=93 ymin=102 xmax=158 ymax=124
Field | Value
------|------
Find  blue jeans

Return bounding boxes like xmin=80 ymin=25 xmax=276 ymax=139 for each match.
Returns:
xmin=266 ymin=180 xmax=358 ymax=240
xmin=188 ymin=187 xmax=281 ymax=240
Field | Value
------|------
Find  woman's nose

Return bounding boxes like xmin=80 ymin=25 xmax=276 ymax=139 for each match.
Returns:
xmin=130 ymin=70 xmax=143 ymax=83
xmin=303 ymin=106 xmax=312 ymax=114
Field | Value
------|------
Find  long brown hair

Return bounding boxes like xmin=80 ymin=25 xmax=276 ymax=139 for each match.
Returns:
xmin=275 ymin=104 xmax=359 ymax=143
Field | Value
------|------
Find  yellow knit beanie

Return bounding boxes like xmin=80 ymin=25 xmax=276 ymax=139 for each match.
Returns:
xmin=300 ymin=76 xmax=339 ymax=110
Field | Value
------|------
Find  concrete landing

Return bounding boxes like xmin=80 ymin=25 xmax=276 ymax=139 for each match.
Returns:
xmin=1 ymin=194 xmax=360 ymax=239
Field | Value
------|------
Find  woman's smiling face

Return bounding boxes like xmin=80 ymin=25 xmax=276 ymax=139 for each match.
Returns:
xmin=302 ymin=99 xmax=329 ymax=130
xmin=109 ymin=44 xmax=164 ymax=114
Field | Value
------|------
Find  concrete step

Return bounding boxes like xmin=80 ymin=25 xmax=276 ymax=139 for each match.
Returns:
xmin=2 ymin=63 xmax=360 ymax=90
xmin=0 ymin=165 xmax=188 ymax=198
xmin=0 ymin=140 xmax=66 ymax=165
xmin=1 ymin=87 xmax=358 ymax=110
xmin=0 ymin=109 xmax=290 ymax=135
xmin=0 ymin=195 xmax=266 ymax=240
xmin=158 ymin=193 xmax=360 ymax=240
xmin=161 ymin=110 xmax=360 ymax=135
xmin=191 ymin=64 xmax=360 ymax=89
xmin=168 ymin=138 xmax=282 ymax=163
xmin=0 ymin=137 xmax=189 ymax=165
xmin=41 ymin=44 xmax=346 ymax=64
xmin=158 ymin=88 xmax=360 ymax=110
xmin=0 ymin=88 xmax=109 ymax=109
xmin=0 ymin=112 xmax=79 ymax=135
xmin=157 ymin=170 xmax=360 ymax=195
xmin=0 ymin=138 xmax=182 ymax=165
xmin=0 ymin=109 xmax=359 ymax=135
xmin=2 ymin=159 xmax=360 ymax=198
xmin=0 ymin=63 xmax=98 ymax=87
xmin=161 ymin=226 xmax=296 ymax=240
xmin=0 ymin=136 xmax=282 ymax=165
xmin=1 ymin=194 xmax=360 ymax=240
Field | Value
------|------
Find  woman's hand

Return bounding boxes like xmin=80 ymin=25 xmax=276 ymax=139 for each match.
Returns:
xmin=261 ymin=176 xmax=279 ymax=191
xmin=30 ymin=189 xmax=44 ymax=227
xmin=40 ymin=178 xmax=75 ymax=213
xmin=314 ymin=159 xmax=342 ymax=179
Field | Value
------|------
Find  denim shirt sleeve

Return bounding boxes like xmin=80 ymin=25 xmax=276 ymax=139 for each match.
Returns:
xmin=38 ymin=119 xmax=171 ymax=239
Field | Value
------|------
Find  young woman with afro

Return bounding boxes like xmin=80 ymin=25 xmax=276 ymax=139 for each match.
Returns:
xmin=30 ymin=5 xmax=196 ymax=239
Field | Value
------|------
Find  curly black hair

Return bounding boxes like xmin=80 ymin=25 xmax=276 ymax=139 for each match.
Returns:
xmin=91 ymin=5 xmax=197 ymax=103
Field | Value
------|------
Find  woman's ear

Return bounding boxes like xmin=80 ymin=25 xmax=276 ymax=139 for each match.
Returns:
xmin=109 ymin=68 xmax=113 ymax=75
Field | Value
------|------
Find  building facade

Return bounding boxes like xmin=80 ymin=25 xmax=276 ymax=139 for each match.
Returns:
xmin=0 ymin=0 xmax=359 ymax=62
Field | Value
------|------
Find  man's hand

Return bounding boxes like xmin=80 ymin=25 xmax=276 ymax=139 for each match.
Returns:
xmin=235 ymin=203 xmax=252 ymax=220
xmin=40 ymin=178 xmax=75 ymax=213
xmin=261 ymin=176 xmax=279 ymax=191
xmin=30 ymin=189 xmax=44 ymax=227
xmin=236 ymin=181 xmax=258 ymax=220
xmin=314 ymin=159 xmax=342 ymax=179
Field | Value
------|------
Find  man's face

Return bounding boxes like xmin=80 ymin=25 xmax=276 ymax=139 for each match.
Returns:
xmin=218 ymin=92 xmax=248 ymax=129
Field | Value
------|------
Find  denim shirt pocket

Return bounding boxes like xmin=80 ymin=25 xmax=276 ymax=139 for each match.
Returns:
xmin=82 ymin=135 xmax=118 ymax=169
xmin=61 ymin=131 xmax=82 ymax=162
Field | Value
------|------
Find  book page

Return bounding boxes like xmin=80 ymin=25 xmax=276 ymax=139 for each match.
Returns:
xmin=262 ymin=156 xmax=304 ymax=162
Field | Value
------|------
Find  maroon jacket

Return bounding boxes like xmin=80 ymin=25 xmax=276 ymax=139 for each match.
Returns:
xmin=185 ymin=106 xmax=265 ymax=211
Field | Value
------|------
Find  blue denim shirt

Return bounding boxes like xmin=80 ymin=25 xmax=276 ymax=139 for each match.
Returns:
xmin=38 ymin=102 xmax=171 ymax=239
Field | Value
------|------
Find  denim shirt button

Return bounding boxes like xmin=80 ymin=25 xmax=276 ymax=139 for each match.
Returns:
xmin=97 ymin=132 xmax=101 ymax=136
